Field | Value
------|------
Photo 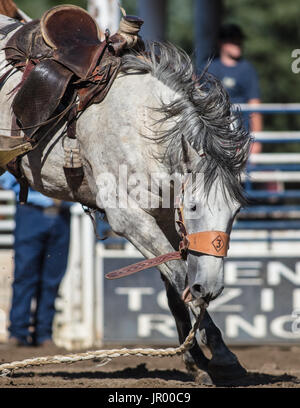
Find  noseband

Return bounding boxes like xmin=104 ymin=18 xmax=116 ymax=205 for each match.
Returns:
xmin=105 ymin=179 xmax=230 ymax=280
xmin=176 ymin=205 xmax=229 ymax=259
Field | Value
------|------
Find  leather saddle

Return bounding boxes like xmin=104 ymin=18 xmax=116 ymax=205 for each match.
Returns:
xmin=2 ymin=5 xmax=144 ymax=145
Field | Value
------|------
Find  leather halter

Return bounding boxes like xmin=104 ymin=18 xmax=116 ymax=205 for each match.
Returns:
xmin=105 ymin=178 xmax=230 ymax=280
xmin=176 ymin=205 xmax=229 ymax=259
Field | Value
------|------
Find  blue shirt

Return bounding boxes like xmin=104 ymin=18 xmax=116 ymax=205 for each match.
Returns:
xmin=0 ymin=172 xmax=71 ymax=208
xmin=208 ymin=58 xmax=260 ymax=130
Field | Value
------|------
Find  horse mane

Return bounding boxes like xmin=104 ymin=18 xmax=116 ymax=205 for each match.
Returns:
xmin=120 ymin=42 xmax=252 ymax=205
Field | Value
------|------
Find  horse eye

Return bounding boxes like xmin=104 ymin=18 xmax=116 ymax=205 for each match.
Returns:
xmin=190 ymin=204 xmax=197 ymax=212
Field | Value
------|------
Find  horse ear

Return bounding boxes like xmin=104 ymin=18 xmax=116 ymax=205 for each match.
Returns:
xmin=180 ymin=135 xmax=201 ymax=173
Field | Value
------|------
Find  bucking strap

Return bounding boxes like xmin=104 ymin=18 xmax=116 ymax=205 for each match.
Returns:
xmin=0 ymin=21 xmax=23 ymax=38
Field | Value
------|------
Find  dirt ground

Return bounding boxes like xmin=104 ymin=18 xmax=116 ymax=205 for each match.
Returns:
xmin=0 ymin=343 xmax=300 ymax=389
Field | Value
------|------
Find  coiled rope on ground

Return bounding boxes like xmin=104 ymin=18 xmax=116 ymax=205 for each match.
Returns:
xmin=0 ymin=308 xmax=205 ymax=377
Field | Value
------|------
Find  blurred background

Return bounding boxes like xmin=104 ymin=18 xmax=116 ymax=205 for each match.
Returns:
xmin=0 ymin=0 xmax=300 ymax=351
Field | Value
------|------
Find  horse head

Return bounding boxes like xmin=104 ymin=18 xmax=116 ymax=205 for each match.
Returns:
xmin=178 ymin=136 xmax=243 ymax=306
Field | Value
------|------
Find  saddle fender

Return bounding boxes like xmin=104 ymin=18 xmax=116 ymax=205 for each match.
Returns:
xmin=12 ymin=60 xmax=73 ymax=138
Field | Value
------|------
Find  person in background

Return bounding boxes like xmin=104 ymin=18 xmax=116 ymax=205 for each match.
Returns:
xmin=208 ymin=23 xmax=263 ymax=154
xmin=208 ymin=24 xmax=282 ymax=197
xmin=0 ymin=172 xmax=71 ymax=347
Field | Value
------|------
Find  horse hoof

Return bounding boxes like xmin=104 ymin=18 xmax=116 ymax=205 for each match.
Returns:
xmin=207 ymin=361 xmax=247 ymax=383
xmin=183 ymin=352 xmax=209 ymax=374
xmin=184 ymin=359 xmax=199 ymax=375
xmin=194 ymin=371 xmax=214 ymax=386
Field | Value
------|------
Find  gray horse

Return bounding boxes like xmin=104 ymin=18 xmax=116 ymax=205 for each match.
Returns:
xmin=0 ymin=16 xmax=251 ymax=381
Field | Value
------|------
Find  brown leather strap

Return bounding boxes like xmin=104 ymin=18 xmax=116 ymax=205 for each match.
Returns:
xmin=105 ymin=231 xmax=229 ymax=280
xmin=105 ymin=251 xmax=182 ymax=280
xmin=187 ymin=231 xmax=229 ymax=257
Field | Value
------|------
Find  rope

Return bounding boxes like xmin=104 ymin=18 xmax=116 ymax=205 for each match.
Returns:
xmin=119 ymin=18 xmax=141 ymax=36
xmin=0 ymin=308 xmax=205 ymax=377
xmin=118 ymin=16 xmax=143 ymax=48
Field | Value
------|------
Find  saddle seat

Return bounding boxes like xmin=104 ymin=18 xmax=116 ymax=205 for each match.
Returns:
xmin=40 ymin=5 xmax=104 ymax=79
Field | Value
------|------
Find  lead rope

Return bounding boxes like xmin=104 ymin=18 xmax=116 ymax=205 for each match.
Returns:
xmin=0 ymin=307 xmax=205 ymax=377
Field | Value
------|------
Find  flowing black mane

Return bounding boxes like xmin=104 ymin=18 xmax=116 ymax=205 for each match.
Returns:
xmin=120 ymin=42 xmax=252 ymax=204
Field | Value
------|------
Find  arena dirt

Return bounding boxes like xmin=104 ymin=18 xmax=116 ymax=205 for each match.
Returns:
xmin=0 ymin=343 xmax=300 ymax=388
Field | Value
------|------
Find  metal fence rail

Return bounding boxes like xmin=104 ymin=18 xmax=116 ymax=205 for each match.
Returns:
xmin=0 ymin=190 xmax=14 ymax=246
xmin=237 ymin=104 xmax=300 ymax=229
xmin=253 ymin=131 xmax=300 ymax=143
xmin=236 ymin=103 xmax=300 ymax=114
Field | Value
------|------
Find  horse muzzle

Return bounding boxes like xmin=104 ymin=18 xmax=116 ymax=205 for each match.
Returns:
xmin=180 ymin=231 xmax=228 ymax=305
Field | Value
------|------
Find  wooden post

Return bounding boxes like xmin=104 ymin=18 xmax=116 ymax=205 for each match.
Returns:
xmin=87 ymin=0 xmax=120 ymax=38
xmin=138 ymin=0 xmax=167 ymax=42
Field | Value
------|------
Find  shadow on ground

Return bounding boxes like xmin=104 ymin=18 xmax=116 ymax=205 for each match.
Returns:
xmin=9 ymin=364 xmax=300 ymax=387
xmin=212 ymin=371 xmax=299 ymax=387
xmin=10 ymin=363 xmax=194 ymax=382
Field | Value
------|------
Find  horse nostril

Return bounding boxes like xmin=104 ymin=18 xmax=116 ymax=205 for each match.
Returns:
xmin=192 ymin=285 xmax=213 ymax=303
xmin=192 ymin=284 xmax=203 ymax=297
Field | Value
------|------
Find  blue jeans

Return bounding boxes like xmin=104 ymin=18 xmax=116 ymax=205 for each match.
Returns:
xmin=9 ymin=204 xmax=70 ymax=345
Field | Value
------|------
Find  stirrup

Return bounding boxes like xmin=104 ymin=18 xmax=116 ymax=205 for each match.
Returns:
xmin=0 ymin=135 xmax=32 ymax=167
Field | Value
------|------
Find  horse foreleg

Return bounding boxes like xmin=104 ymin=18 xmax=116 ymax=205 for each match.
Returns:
xmin=105 ymin=207 xmax=210 ymax=374
xmin=163 ymin=279 xmax=246 ymax=381
xmin=162 ymin=277 xmax=210 ymax=374
xmin=190 ymin=304 xmax=247 ymax=381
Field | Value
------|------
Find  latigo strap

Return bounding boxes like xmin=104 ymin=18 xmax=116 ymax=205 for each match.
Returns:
xmin=105 ymin=252 xmax=182 ymax=280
